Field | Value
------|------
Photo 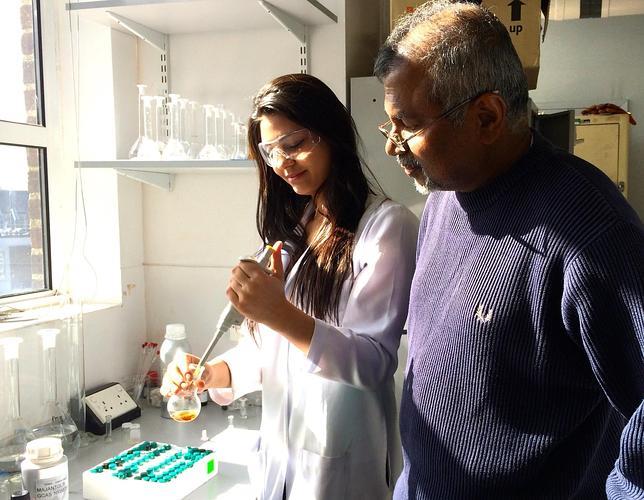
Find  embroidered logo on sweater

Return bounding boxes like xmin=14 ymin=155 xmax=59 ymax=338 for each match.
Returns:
xmin=475 ymin=304 xmax=493 ymax=323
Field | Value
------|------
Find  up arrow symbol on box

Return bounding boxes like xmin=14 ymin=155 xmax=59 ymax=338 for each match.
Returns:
xmin=508 ymin=0 xmax=525 ymax=21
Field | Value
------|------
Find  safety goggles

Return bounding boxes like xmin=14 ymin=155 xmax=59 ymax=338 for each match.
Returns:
xmin=257 ymin=128 xmax=321 ymax=167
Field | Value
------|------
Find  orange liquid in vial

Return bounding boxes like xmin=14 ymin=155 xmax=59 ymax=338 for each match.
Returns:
xmin=170 ymin=409 xmax=199 ymax=423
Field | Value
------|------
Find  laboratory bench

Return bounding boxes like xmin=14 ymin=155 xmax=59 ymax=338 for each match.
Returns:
xmin=68 ymin=402 xmax=260 ymax=499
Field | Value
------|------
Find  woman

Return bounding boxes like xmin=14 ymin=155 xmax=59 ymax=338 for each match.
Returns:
xmin=163 ymin=74 xmax=418 ymax=499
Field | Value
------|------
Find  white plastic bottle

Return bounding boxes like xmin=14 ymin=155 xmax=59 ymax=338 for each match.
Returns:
xmin=159 ymin=323 xmax=192 ymax=418
xmin=21 ymin=437 xmax=68 ymax=500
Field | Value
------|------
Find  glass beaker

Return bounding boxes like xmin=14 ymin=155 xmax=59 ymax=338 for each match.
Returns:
xmin=128 ymin=84 xmax=147 ymax=159
xmin=167 ymin=388 xmax=201 ymax=423
xmin=162 ymin=94 xmax=188 ymax=160
xmin=32 ymin=329 xmax=80 ymax=459
xmin=135 ymin=96 xmax=161 ymax=160
xmin=198 ymin=105 xmax=224 ymax=160
xmin=0 ymin=337 xmax=36 ymax=474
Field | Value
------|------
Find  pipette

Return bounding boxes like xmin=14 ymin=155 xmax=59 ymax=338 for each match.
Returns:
xmin=167 ymin=245 xmax=275 ymax=423
xmin=192 ymin=244 xmax=275 ymax=380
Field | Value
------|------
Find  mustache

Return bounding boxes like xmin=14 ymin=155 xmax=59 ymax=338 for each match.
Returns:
xmin=396 ymin=154 xmax=422 ymax=171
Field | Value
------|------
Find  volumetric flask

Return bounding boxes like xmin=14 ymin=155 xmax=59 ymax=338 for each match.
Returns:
xmin=198 ymin=105 xmax=224 ymax=160
xmin=128 ymin=84 xmax=147 ymax=159
xmin=154 ymin=96 xmax=166 ymax=155
xmin=162 ymin=94 xmax=188 ymax=160
xmin=135 ymin=96 xmax=161 ymax=160
xmin=187 ymin=101 xmax=202 ymax=159
xmin=0 ymin=337 xmax=36 ymax=474
xmin=32 ymin=329 xmax=80 ymax=458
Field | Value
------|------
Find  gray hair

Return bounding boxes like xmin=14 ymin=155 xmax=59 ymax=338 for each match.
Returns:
xmin=374 ymin=1 xmax=529 ymax=128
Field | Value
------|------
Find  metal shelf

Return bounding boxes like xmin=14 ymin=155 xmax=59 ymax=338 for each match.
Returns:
xmin=66 ymin=0 xmax=337 ymax=35
xmin=75 ymin=159 xmax=256 ymax=191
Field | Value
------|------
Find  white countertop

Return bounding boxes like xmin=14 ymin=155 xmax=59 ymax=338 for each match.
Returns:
xmin=69 ymin=402 xmax=261 ymax=499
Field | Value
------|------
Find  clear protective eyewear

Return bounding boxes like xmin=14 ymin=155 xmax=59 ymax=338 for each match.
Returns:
xmin=257 ymin=128 xmax=321 ymax=167
xmin=378 ymin=90 xmax=499 ymax=151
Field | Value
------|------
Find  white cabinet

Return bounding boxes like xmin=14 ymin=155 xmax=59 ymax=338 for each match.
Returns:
xmin=574 ymin=114 xmax=630 ymax=197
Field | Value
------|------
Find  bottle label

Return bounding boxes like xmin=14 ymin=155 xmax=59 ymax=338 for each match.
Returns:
xmin=34 ymin=475 xmax=68 ymax=500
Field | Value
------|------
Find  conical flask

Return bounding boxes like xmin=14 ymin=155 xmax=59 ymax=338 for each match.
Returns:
xmin=0 ymin=337 xmax=35 ymax=474
xmin=31 ymin=328 xmax=80 ymax=458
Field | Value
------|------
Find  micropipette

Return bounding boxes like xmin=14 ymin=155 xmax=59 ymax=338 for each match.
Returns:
xmin=167 ymin=245 xmax=275 ymax=423
xmin=193 ymin=244 xmax=276 ymax=381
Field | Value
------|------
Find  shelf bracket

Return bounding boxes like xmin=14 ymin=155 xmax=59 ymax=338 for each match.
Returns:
xmin=258 ymin=1 xmax=307 ymax=44
xmin=106 ymin=11 xmax=168 ymax=53
xmin=115 ymin=169 xmax=175 ymax=191
xmin=258 ymin=1 xmax=308 ymax=72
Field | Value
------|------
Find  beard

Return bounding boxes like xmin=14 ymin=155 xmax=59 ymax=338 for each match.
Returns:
xmin=396 ymin=154 xmax=438 ymax=195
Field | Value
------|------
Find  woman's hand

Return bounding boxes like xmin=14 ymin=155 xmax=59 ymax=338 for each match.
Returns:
xmin=226 ymin=241 xmax=315 ymax=352
xmin=226 ymin=241 xmax=291 ymax=326
xmin=160 ymin=353 xmax=230 ymax=396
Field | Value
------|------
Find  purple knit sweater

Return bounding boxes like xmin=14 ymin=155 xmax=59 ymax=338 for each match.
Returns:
xmin=395 ymin=133 xmax=644 ymax=499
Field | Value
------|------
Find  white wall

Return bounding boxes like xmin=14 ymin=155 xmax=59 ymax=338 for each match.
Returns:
xmin=530 ymin=15 xmax=644 ymax=218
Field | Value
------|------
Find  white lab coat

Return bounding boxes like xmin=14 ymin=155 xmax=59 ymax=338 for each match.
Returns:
xmin=210 ymin=195 xmax=418 ymax=500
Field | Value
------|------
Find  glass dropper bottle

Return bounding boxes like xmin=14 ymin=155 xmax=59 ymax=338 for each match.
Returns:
xmin=0 ymin=337 xmax=35 ymax=474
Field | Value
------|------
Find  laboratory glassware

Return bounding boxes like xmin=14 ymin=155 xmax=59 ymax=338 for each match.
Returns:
xmin=166 ymin=245 xmax=275 ymax=422
xmin=159 ymin=324 xmax=191 ymax=419
xmin=187 ymin=101 xmax=202 ymax=159
xmin=215 ymin=104 xmax=230 ymax=160
xmin=154 ymin=96 xmax=166 ymax=156
xmin=178 ymin=98 xmax=191 ymax=156
xmin=135 ymin=96 xmax=161 ymax=160
xmin=240 ymin=125 xmax=249 ymax=159
xmin=167 ymin=388 xmax=201 ymax=423
xmin=198 ymin=105 xmax=224 ymax=160
xmin=32 ymin=328 xmax=80 ymax=459
xmin=0 ymin=337 xmax=36 ymax=474
xmin=162 ymin=94 xmax=188 ymax=160
xmin=128 ymin=84 xmax=147 ymax=159
xmin=231 ymin=121 xmax=246 ymax=160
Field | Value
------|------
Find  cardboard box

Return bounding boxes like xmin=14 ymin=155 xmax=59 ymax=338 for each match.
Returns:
xmin=482 ymin=0 xmax=544 ymax=89
xmin=389 ymin=1 xmax=549 ymax=90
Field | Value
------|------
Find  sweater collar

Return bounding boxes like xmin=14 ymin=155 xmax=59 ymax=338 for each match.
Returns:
xmin=453 ymin=131 xmax=547 ymax=213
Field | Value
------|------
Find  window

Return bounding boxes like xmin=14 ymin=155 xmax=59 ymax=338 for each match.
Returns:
xmin=0 ymin=0 xmax=51 ymax=299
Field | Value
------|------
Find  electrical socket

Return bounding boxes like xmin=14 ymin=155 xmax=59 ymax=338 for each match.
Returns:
xmin=84 ymin=383 xmax=138 ymax=424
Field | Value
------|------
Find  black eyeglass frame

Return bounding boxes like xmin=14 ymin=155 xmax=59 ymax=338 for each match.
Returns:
xmin=378 ymin=90 xmax=500 ymax=150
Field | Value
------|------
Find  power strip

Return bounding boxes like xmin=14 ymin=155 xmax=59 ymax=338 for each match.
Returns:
xmin=84 ymin=382 xmax=141 ymax=435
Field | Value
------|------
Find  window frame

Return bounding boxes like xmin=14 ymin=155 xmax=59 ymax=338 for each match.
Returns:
xmin=0 ymin=0 xmax=54 ymax=302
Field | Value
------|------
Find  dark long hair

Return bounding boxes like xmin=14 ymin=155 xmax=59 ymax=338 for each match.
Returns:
xmin=248 ymin=74 xmax=375 ymax=324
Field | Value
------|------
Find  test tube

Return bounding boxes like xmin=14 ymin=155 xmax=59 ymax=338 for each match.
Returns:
xmin=104 ymin=415 xmax=113 ymax=442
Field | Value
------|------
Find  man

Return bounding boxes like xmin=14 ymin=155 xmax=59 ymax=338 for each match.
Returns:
xmin=374 ymin=2 xmax=644 ymax=498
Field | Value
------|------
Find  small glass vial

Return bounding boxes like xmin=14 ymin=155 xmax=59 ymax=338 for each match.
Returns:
xmin=21 ymin=437 xmax=68 ymax=500
xmin=129 ymin=423 xmax=141 ymax=444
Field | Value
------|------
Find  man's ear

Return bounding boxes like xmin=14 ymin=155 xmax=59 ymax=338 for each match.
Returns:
xmin=472 ymin=92 xmax=506 ymax=145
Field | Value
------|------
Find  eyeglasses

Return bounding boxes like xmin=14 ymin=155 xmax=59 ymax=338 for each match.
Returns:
xmin=257 ymin=128 xmax=321 ymax=167
xmin=378 ymin=90 xmax=499 ymax=151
